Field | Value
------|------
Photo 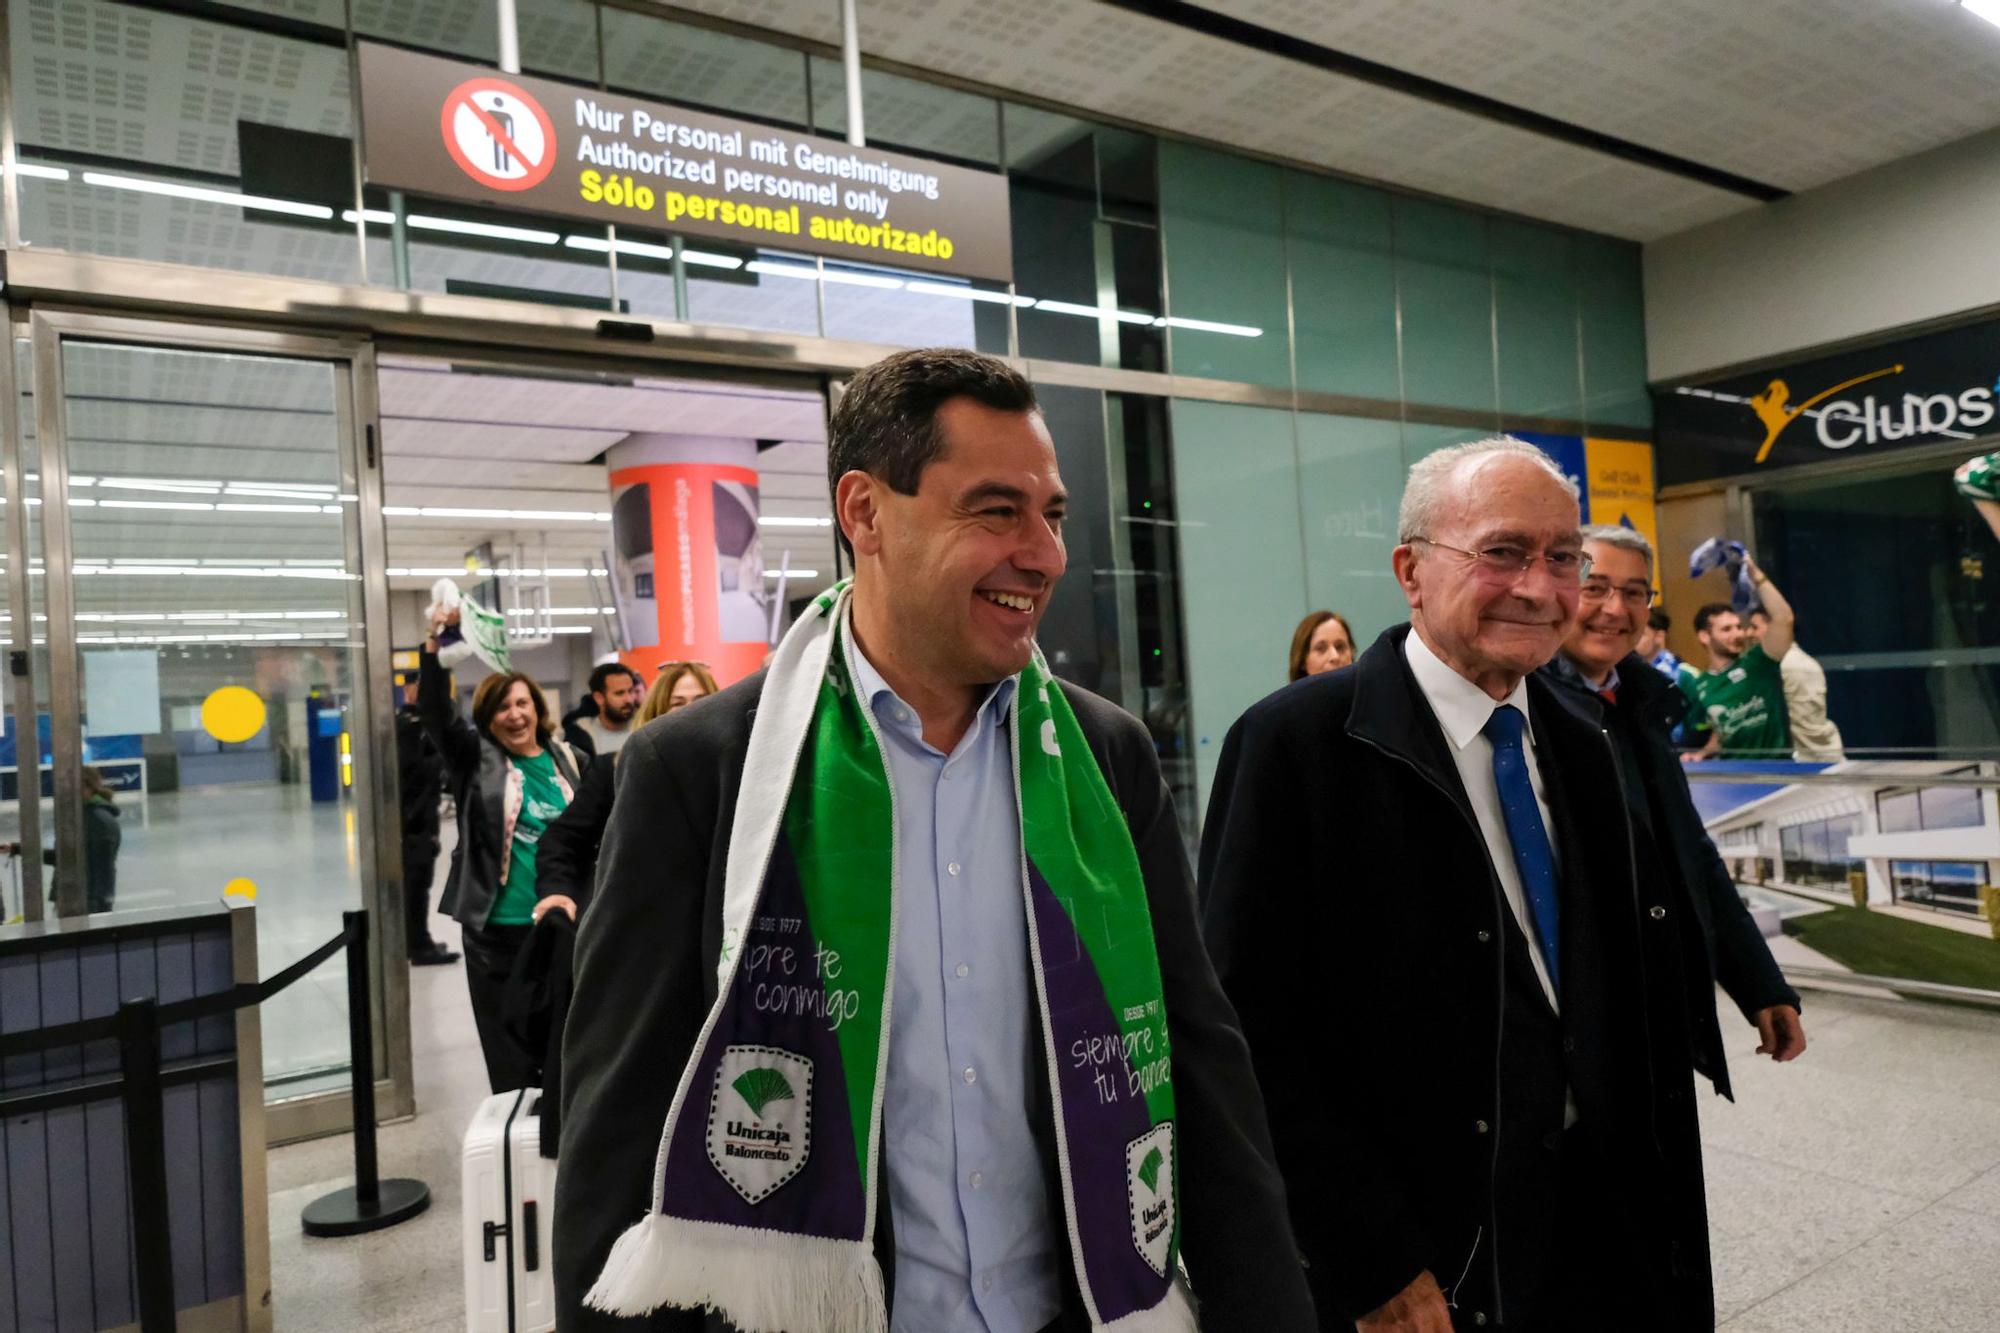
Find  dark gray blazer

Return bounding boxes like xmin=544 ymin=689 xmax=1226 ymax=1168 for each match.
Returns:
xmin=553 ymin=669 xmax=1315 ymax=1331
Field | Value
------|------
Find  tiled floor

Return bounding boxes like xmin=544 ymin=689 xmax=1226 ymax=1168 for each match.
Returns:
xmin=262 ymin=955 xmax=2000 ymax=1331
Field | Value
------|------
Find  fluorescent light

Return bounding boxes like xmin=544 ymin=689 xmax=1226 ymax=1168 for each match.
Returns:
xmin=515 ymin=625 xmax=595 ymax=636
xmin=80 ymin=171 xmax=334 ymax=220
xmin=904 ymin=280 xmax=1034 ymax=307
xmin=823 ymin=270 xmax=906 ymax=290
xmin=14 ymin=163 xmax=70 ymax=181
xmin=1034 ymin=299 xmax=1166 ymax=326
xmin=405 ymin=214 xmax=560 ymax=245
xmin=766 ymin=568 xmax=819 ymax=579
xmin=387 ymin=566 xmax=594 ymax=578
xmin=341 ymin=208 xmax=398 ymax=225
xmin=215 ymin=502 xmax=338 ymax=514
xmin=758 ymin=515 xmax=833 ymax=528
xmin=746 ymin=260 xmax=819 ymax=283
xmin=506 ymin=606 xmax=617 ymax=616
xmin=97 ymin=499 xmax=216 ymax=512
xmin=94 ymin=477 xmax=221 ymax=495
xmin=384 ymin=505 xmax=610 ymax=522
xmin=1966 ymin=0 xmax=2000 ymax=28
xmin=679 ymin=249 xmax=744 ymax=270
xmin=564 ymin=235 xmax=678 ymax=262
xmin=1162 ymin=315 xmax=1263 ymax=338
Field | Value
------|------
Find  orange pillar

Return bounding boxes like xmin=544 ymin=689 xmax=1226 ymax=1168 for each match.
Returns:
xmin=607 ymin=434 xmax=769 ymax=686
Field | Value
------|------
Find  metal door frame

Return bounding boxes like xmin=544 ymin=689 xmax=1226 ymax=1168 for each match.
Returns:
xmin=18 ymin=307 xmax=413 ymax=1141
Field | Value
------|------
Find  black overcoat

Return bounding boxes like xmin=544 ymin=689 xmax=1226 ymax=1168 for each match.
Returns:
xmin=1201 ymin=625 xmax=1711 ymax=1331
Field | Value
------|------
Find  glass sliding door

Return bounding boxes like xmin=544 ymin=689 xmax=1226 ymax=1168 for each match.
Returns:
xmin=24 ymin=312 xmax=405 ymax=1128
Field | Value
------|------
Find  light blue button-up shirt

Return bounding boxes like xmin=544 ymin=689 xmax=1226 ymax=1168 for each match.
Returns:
xmin=849 ymin=639 xmax=1061 ymax=1333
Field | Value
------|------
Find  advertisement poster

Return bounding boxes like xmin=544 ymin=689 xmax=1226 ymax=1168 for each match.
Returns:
xmin=609 ymin=460 xmax=768 ymax=684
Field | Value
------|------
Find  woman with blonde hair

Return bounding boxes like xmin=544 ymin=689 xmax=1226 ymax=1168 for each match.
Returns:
xmin=537 ymin=661 xmax=720 ymax=919
xmin=637 ymin=660 xmax=719 ymax=723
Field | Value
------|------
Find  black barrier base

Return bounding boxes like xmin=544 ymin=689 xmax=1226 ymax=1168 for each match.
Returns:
xmin=301 ymin=1177 xmax=432 ymax=1237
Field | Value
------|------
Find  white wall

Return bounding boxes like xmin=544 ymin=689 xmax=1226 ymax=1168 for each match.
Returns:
xmin=1645 ymin=126 xmax=2000 ymax=383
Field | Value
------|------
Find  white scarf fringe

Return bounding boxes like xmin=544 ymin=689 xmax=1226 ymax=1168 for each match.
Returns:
xmin=585 ymin=1213 xmax=887 ymax=1333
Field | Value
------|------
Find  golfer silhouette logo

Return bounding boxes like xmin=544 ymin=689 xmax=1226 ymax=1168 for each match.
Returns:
xmin=1745 ymin=365 xmax=1903 ymax=463
xmin=439 ymin=76 xmax=556 ymax=192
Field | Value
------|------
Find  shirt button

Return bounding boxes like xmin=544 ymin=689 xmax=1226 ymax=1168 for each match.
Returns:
xmin=1476 ymin=929 xmax=1492 ymax=943
xmin=1650 ymin=905 xmax=1667 ymax=921
xmin=947 ymin=862 xmax=962 ymax=877
xmin=1473 ymin=1314 xmax=1488 ymax=1327
xmin=968 ymin=1171 xmax=984 ymax=1190
xmin=895 ymin=708 xmax=910 ymax=724
xmin=1474 ymin=1119 xmax=1490 ymax=1135
xmin=962 ymin=1066 xmax=977 ymax=1085
xmin=955 ymin=963 xmax=970 ymax=979
xmin=982 ymin=1274 xmax=994 ymax=1293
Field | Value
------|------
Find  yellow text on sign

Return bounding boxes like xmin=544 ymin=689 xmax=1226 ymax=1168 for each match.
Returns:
xmin=201 ymin=686 xmax=268 ymax=744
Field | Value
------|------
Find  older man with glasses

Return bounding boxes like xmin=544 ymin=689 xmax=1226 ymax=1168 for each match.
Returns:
xmin=1202 ymin=439 xmax=1711 ymax=1331
xmin=1541 ymin=524 xmax=1807 ymax=1305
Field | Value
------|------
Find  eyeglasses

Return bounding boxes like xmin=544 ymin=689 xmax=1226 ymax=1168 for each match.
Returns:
xmin=1579 ymin=578 xmax=1654 ymax=609
xmin=1409 ymin=537 xmax=1593 ymax=585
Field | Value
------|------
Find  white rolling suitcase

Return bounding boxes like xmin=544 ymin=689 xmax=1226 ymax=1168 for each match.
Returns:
xmin=463 ymin=1088 xmax=559 ymax=1332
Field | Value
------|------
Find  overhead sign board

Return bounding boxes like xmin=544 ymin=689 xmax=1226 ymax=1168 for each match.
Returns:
xmin=356 ymin=42 xmax=1014 ymax=283
xmin=1654 ymin=318 xmax=2000 ymax=485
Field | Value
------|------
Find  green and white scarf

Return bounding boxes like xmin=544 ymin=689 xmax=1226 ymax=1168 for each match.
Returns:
xmin=587 ymin=581 xmax=1194 ymax=1332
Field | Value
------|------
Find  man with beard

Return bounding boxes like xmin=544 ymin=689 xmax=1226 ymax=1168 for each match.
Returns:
xmin=1681 ymin=565 xmax=1795 ymax=761
xmin=1203 ymin=439 xmax=1708 ymax=1331
xmin=565 ymin=663 xmax=644 ymax=759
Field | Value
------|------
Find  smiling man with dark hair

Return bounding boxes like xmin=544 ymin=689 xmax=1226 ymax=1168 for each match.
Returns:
xmin=555 ymin=347 xmax=1311 ymax=1333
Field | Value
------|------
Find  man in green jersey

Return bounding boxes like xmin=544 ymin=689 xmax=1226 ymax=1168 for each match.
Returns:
xmin=1681 ymin=553 xmax=1797 ymax=761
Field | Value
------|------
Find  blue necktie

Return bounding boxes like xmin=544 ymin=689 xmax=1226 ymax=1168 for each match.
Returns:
xmin=1481 ymin=704 xmax=1561 ymax=996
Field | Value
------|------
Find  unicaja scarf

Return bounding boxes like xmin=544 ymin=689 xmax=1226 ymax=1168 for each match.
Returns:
xmin=586 ymin=581 xmax=1194 ymax=1333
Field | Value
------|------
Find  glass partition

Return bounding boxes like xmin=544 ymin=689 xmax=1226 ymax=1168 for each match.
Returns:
xmin=29 ymin=321 xmax=383 ymax=1103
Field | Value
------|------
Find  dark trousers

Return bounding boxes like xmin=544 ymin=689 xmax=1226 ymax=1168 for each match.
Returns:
xmin=462 ymin=921 xmax=537 ymax=1093
xmin=1497 ymin=1124 xmax=1630 ymax=1332
xmin=403 ymin=839 xmax=439 ymax=954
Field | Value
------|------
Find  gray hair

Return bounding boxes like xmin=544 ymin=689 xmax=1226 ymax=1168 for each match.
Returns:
xmin=1580 ymin=523 xmax=1653 ymax=575
xmin=1397 ymin=436 xmax=1580 ymax=544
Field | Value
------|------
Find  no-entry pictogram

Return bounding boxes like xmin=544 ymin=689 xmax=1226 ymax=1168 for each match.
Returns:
xmin=440 ymin=76 xmax=555 ymax=192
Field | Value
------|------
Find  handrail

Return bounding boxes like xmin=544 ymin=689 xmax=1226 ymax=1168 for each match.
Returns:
xmin=1780 ymin=964 xmax=2000 ymax=1010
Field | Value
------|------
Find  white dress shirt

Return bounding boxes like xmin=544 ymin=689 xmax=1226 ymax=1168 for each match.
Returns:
xmin=1404 ymin=631 xmax=1578 ymax=1126
xmin=1403 ymin=629 xmax=1562 ymax=1011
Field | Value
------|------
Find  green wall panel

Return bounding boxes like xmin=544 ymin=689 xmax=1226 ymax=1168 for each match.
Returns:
xmin=1170 ymin=398 xmax=1306 ymax=811
xmin=1159 ymin=142 xmax=1293 ymax=388
xmin=1287 ymin=174 xmax=1401 ymax=402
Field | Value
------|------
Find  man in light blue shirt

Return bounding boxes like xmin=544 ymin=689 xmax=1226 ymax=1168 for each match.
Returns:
xmin=849 ymin=645 xmax=1060 ymax=1333
xmin=555 ymin=348 xmax=1314 ymax=1333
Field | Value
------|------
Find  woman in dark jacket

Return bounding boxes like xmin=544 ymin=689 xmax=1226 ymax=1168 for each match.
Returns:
xmin=6 ymin=765 xmax=121 ymax=915
xmin=536 ymin=661 xmax=716 ymax=917
xmin=419 ymin=619 xmax=585 ymax=1092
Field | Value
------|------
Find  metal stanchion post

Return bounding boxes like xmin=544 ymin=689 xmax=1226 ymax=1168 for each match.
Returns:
xmin=301 ymin=910 xmax=431 ymax=1236
xmin=117 ymin=998 xmax=177 ymax=1331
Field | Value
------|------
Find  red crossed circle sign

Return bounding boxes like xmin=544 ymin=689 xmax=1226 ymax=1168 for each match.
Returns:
xmin=441 ymin=76 xmax=555 ymax=192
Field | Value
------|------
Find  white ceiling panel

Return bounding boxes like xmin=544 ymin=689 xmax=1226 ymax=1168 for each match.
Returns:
xmin=669 ymin=0 xmax=2000 ymax=240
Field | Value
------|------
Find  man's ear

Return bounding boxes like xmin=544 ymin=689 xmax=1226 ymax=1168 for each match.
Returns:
xmin=835 ymin=470 xmax=885 ymax=559
xmin=1392 ymin=544 xmax=1422 ymax=611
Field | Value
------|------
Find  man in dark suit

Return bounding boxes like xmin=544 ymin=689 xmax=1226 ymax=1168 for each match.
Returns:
xmin=555 ymin=348 xmax=1314 ymax=1331
xmin=1540 ymin=524 xmax=1808 ymax=1320
xmin=1202 ymin=439 xmax=1708 ymax=1331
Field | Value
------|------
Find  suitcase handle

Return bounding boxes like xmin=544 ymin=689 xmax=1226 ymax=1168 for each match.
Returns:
xmin=522 ymin=1201 xmax=539 ymax=1273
